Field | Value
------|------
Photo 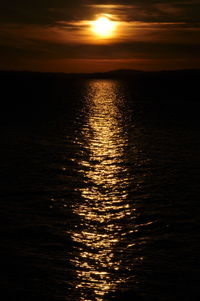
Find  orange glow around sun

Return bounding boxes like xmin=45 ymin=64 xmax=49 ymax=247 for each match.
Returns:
xmin=91 ymin=16 xmax=117 ymax=38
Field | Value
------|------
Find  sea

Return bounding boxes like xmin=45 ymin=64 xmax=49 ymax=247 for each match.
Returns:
xmin=0 ymin=71 xmax=200 ymax=300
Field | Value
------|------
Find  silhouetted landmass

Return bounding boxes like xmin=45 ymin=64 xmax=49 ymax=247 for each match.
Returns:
xmin=0 ymin=69 xmax=199 ymax=128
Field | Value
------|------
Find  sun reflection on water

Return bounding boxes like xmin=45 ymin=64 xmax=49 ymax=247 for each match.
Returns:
xmin=70 ymin=81 xmax=134 ymax=300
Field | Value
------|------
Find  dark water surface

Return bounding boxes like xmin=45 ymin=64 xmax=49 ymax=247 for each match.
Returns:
xmin=0 ymin=77 xmax=200 ymax=300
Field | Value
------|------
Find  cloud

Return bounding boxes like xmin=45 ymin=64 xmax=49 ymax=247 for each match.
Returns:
xmin=0 ymin=0 xmax=200 ymax=71
xmin=0 ymin=22 xmax=199 ymax=61
xmin=0 ymin=0 xmax=89 ymax=24
xmin=0 ymin=0 xmax=200 ymax=24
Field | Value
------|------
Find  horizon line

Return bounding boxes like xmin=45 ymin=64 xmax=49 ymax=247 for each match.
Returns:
xmin=0 ymin=68 xmax=199 ymax=75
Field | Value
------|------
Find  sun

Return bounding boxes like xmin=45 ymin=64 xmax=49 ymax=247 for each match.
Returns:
xmin=91 ymin=16 xmax=116 ymax=38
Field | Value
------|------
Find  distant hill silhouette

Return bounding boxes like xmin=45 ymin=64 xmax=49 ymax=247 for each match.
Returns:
xmin=92 ymin=69 xmax=144 ymax=77
xmin=0 ymin=68 xmax=199 ymax=78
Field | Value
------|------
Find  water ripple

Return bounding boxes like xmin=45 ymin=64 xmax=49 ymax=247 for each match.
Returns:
xmin=65 ymin=80 xmax=153 ymax=300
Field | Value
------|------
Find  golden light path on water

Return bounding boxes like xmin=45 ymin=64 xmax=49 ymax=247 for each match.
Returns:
xmin=70 ymin=81 xmax=137 ymax=301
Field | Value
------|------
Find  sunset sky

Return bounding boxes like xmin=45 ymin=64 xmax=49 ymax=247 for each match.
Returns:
xmin=0 ymin=0 xmax=200 ymax=72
